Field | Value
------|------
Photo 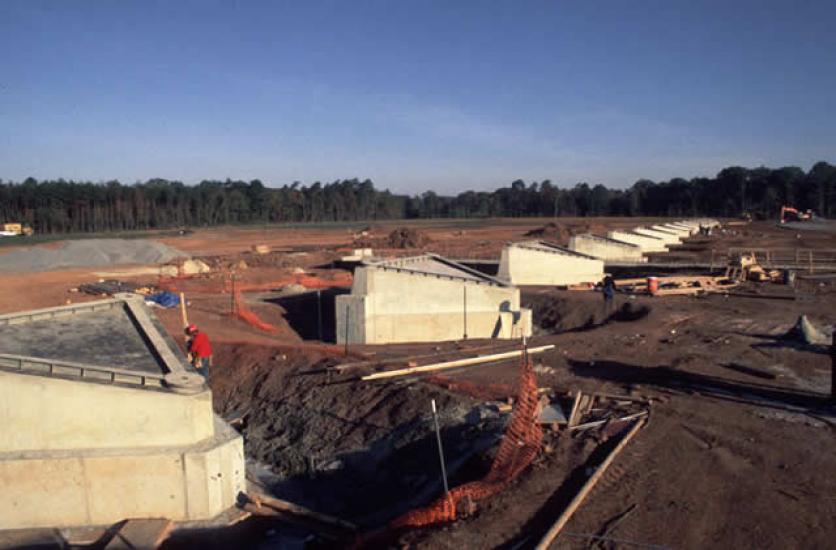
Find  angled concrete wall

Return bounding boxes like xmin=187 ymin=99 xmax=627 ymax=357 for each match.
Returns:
xmin=633 ymin=227 xmax=681 ymax=245
xmin=664 ymin=222 xmax=697 ymax=235
xmin=568 ymin=234 xmax=645 ymax=263
xmin=336 ymin=255 xmax=532 ymax=344
xmin=498 ymin=241 xmax=604 ymax=286
xmin=654 ymin=224 xmax=691 ymax=237
xmin=607 ymin=230 xmax=668 ymax=252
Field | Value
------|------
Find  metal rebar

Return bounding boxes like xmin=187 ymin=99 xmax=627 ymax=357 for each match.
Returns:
xmin=431 ymin=399 xmax=450 ymax=496
xmin=316 ymin=290 xmax=323 ymax=341
xmin=463 ymin=285 xmax=468 ymax=340
xmin=344 ymin=304 xmax=350 ymax=356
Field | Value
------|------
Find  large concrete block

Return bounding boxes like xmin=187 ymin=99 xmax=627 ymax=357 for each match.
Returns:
xmin=0 ymin=371 xmax=214 ymax=453
xmin=0 ymin=417 xmax=245 ymax=529
xmin=568 ymin=234 xmax=645 ymax=263
xmin=498 ymin=241 xmax=604 ymax=286
xmin=607 ymin=231 xmax=668 ymax=252
xmin=336 ymin=255 xmax=531 ymax=344
xmin=633 ymin=227 xmax=681 ymax=245
xmin=0 ymin=298 xmax=245 ymax=530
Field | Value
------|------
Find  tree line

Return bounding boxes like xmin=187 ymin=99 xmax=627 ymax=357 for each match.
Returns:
xmin=0 ymin=162 xmax=834 ymax=234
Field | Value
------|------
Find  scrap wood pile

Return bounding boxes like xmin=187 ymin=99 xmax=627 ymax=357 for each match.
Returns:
xmin=615 ymin=275 xmax=738 ymax=296
xmin=537 ymin=388 xmax=651 ymax=433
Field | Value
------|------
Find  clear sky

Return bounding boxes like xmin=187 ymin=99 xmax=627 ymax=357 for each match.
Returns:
xmin=1 ymin=1 xmax=834 ymax=193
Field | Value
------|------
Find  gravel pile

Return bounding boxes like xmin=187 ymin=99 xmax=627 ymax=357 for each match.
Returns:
xmin=0 ymin=239 xmax=186 ymax=272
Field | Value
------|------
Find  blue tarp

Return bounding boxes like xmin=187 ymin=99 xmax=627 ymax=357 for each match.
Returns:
xmin=147 ymin=291 xmax=180 ymax=308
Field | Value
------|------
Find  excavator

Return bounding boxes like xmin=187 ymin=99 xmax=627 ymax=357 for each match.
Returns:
xmin=779 ymin=205 xmax=814 ymax=224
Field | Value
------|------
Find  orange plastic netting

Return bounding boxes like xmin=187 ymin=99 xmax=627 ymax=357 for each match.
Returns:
xmin=378 ymin=349 xmax=542 ymax=534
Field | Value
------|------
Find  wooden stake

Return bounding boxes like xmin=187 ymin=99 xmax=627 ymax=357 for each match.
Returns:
xmin=179 ymin=292 xmax=188 ymax=328
xmin=249 ymin=493 xmax=356 ymax=532
xmin=361 ymin=345 xmax=555 ymax=381
xmin=567 ymin=390 xmax=583 ymax=428
xmin=534 ymin=419 xmax=646 ymax=550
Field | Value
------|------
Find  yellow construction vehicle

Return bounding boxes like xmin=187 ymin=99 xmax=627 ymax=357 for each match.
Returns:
xmin=0 ymin=223 xmax=34 ymax=237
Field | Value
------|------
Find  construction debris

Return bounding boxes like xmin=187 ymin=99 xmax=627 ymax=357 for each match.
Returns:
xmin=534 ymin=419 xmax=647 ymax=550
xmin=615 ymin=275 xmax=738 ymax=296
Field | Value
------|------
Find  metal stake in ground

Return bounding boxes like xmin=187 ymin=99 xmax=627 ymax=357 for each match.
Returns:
xmin=831 ymin=328 xmax=835 ymax=401
xmin=431 ymin=399 xmax=450 ymax=496
xmin=344 ymin=304 xmax=350 ymax=356
xmin=463 ymin=285 xmax=468 ymax=340
xmin=317 ymin=290 xmax=323 ymax=341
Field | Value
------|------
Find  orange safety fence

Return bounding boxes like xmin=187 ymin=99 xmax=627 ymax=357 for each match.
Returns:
xmin=359 ymin=348 xmax=542 ymax=544
xmin=232 ymin=290 xmax=279 ymax=333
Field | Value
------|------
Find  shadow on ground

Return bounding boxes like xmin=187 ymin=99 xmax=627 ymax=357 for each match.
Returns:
xmin=568 ymin=359 xmax=834 ymax=413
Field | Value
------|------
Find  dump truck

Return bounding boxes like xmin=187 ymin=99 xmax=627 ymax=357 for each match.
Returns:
xmin=0 ymin=223 xmax=34 ymax=237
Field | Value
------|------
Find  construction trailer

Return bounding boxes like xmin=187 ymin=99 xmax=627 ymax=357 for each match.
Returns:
xmin=568 ymin=233 xmax=646 ymax=263
xmin=336 ymin=254 xmax=532 ymax=344
xmin=633 ymin=227 xmax=682 ymax=246
xmin=498 ymin=240 xmax=604 ymax=286
xmin=0 ymin=296 xmax=245 ymax=529
xmin=606 ymin=230 xmax=668 ymax=253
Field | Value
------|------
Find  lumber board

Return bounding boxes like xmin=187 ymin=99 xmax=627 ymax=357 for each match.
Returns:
xmin=105 ymin=518 xmax=172 ymax=550
xmin=535 ymin=418 xmax=646 ymax=550
xmin=360 ymin=345 xmax=555 ymax=381
xmin=334 ymin=342 xmax=517 ymax=371
xmin=569 ymin=410 xmax=649 ymax=431
xmin=250 ymin=493 xmax=356 ymax=531
xmin=567 ymin=390 xmax=583 ymax=428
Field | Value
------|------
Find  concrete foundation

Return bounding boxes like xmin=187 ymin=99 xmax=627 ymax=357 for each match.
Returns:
xmin=663 ymin=222 xmax=697 ymax=235
xmin=0 ymin=297 xmax=245 ymax=530
xmin=653 ymin=224 xmax=691 ymax=237
xmin=633 ymin=227 xmax=681 ymax=246
xmin=606 ymin=230 xmax=668 ymax=253
xmin=498 ymin=241 xmax=604 ymax=286
xmin=568 ymin=234 xmax=646 ymax=263
xmin=336 ymin=254 xmax=531 ymax=344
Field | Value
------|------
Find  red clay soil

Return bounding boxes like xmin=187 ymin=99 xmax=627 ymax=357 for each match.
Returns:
xmin=1 ymin=217 xmax=835 ymax=549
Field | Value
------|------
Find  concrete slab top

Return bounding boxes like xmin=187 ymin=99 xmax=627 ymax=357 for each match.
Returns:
xmin=366 ymin=254 xmax=507 ymax=286
xmin=511 ymin=240 xmax=599 ymax=259
xmin=573 ymin=234 xmax=641 ymax=248
xmin=0 ymin=306 xmax=162 ymax=374
xmin=0 ymin=298 xmax=193 ymax=379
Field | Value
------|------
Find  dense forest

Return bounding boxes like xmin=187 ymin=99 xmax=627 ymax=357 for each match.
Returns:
xmin=0 ymin=162 xmax=834 ymax=234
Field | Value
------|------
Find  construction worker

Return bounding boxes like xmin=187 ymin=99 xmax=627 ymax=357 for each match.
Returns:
xmin=602 ymin=274 xmax=617 ymax=316
xmin=185 ymin=324 xmax=213 ymax=381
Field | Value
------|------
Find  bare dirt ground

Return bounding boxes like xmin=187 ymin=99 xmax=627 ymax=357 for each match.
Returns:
xmin=1 ymin=217 xmax=835 ymax=549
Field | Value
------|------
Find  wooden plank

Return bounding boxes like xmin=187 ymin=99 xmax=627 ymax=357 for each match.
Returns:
xmin=569 ymin=410 xmax=649 ymax=431
xmin=249 ymin=493 xmax=356 ymax=531
xmin=360 ymin=345 xmax=555 ymax=381
xmin=105 ymin=518 xmax=172 ymax=550
xmin=567 ymin=390 xmax=583 ymax=428
xmin=535 ymin=419 xmax=647 ymax=550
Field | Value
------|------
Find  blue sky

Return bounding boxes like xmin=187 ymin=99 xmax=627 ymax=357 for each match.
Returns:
xmin=1 ymin=1 xmax=834 ymax=193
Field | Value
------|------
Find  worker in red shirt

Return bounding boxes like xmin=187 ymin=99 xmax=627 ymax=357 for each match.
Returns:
xmin=185 ymin=324 xmax=213 ymax=381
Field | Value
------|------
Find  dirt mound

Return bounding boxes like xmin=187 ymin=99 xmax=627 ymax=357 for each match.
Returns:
xmin=0 ymin=238 xmax=185 ymax=272
xmin=525 ymin=222 xmax=569 ymax=241
xmin=524 ymin=292 xmax=651 ymax=334
xmin=524 ymin=222 xmax=596 ymax=244
xmin=211 ymin=342 xmax=506 ymax=526
xmin=386 ymin=227 xmax=431 ymax=249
